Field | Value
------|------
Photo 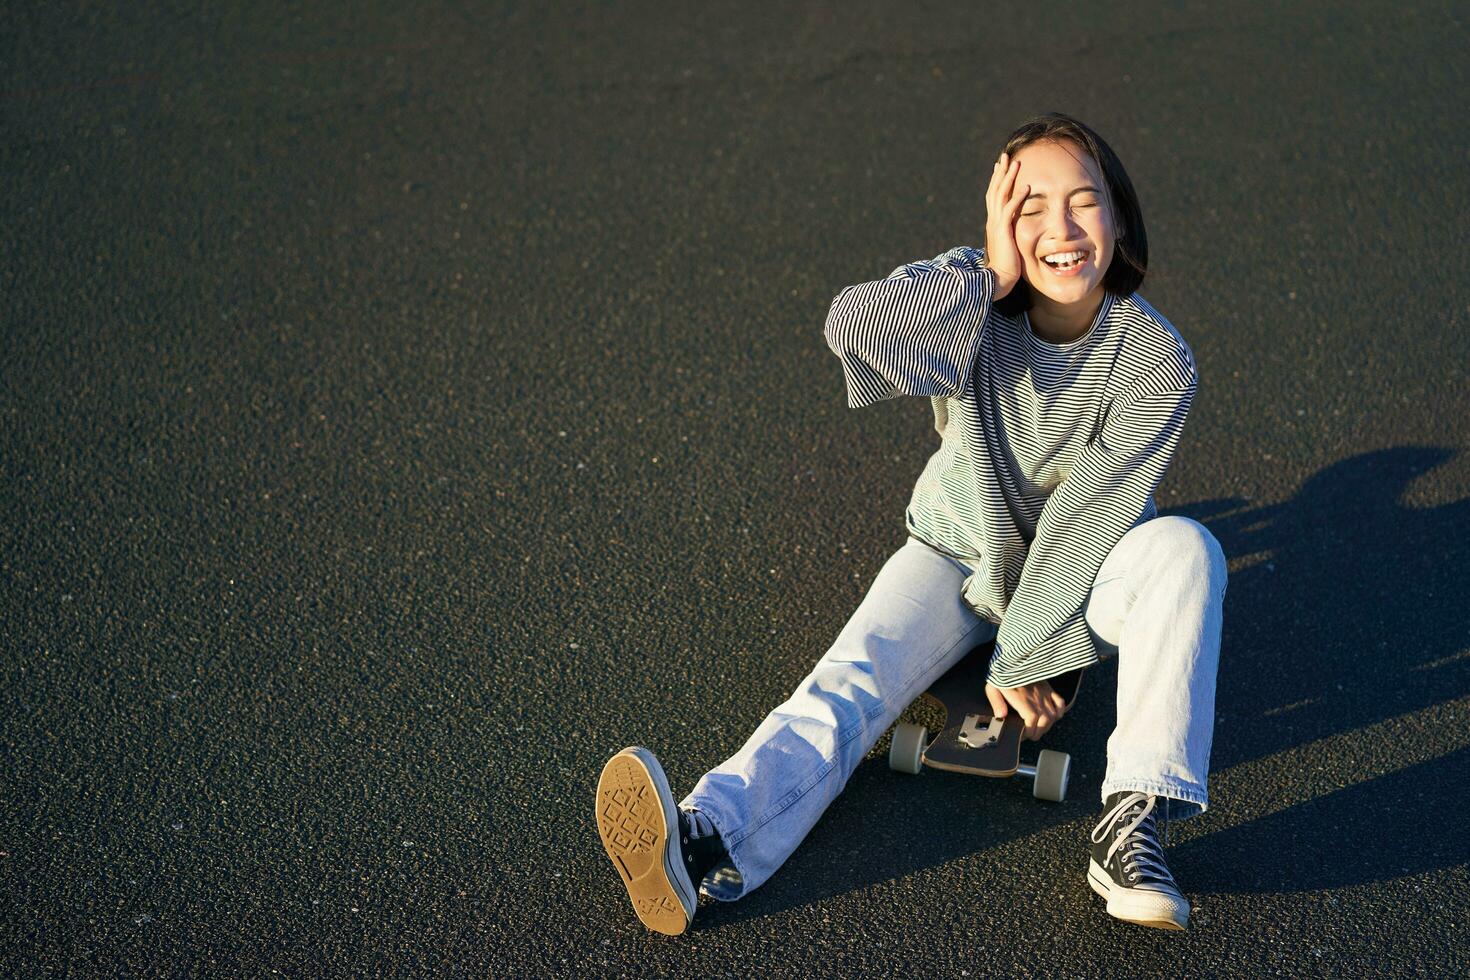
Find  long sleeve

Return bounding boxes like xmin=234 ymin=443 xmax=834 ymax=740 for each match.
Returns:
xmin=823 ymin=245 xmax=995 ymax=409
xmin=986 ymin=351 xmax=1199 ymax=688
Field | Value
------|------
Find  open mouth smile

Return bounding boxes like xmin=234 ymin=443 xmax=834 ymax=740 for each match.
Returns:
xmin=1041 ymin=250 xmax=1089 ymax=278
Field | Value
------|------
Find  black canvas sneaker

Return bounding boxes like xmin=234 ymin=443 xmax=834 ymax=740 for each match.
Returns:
xmin=595 ymin=746 xmax=727 ymax=936
xmin=1087 ymin=790 xmax=1190 ymax=930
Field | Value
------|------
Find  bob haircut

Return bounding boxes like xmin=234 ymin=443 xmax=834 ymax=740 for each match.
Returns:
xmin=991 ymin=112 xmax=1148 ymax=319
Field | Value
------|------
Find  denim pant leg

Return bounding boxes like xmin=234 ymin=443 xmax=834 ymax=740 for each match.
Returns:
xmin=682 ymin=536 xmax=997 ymax=901
xmin=1082 ymin=515 xmax=1228 ymax=822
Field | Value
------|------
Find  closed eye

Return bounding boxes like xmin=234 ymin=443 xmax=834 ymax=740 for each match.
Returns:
xmin=1022 ymin=204 xmax=1096 ymax=218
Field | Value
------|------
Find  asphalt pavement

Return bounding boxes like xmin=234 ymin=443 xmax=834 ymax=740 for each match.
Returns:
xmin=3 ymin=1 xmax=1468 ymax=975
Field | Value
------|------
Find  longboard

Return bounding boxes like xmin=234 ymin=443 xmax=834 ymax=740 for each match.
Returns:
xmin=889 ymin=640 xmax=1083 ymax=801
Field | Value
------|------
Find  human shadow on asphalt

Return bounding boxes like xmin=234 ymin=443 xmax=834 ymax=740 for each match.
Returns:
xmin=1176 ymin=746 xmax=1470 ymax=894
xmin=693 ymin=446 xmax=1470 ymax=928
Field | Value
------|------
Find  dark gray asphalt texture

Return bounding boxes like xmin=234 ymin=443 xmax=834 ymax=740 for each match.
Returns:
xmin=4 ymin=1 xmax=1469 ymax=975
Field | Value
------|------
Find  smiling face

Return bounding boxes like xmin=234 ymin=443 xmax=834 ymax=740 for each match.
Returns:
xmin=1012 ymin=138 xmax=1122 ymax=312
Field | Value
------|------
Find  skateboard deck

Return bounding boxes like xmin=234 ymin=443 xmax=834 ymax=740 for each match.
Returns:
xmin=890 ymin=639 xmax=1083 ymax=800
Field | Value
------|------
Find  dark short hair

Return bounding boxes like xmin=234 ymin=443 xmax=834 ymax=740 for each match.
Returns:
xmin=991 ymin=113 xmax=1148 ymax=318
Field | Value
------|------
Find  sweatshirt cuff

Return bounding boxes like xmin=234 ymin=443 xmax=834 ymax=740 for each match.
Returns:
xmin=987 ymin=616 xmax=1100 ymax=688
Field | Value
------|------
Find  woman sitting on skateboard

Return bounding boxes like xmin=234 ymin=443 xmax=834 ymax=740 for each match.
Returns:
xmin=595 ymin=112 xmax=1227 ymax=934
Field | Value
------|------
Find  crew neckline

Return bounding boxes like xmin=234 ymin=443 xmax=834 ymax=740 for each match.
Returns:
xmin=1022 ymin=292 xmax=1114 ymax=353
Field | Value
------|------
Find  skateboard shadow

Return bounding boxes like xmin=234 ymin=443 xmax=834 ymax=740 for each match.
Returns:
xmin=694 ymin=445 xmax=1470 ymax=928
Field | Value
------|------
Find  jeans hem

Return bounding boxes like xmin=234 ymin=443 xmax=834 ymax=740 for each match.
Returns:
xmin=1100 ymin=776 xmax=1208 ymax=822
xmin=680 ymin=797 xmax=752 ymax=901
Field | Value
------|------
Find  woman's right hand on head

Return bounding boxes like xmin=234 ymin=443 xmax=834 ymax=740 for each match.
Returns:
xmin=984 ymin=152 xmax=1029 ymax=301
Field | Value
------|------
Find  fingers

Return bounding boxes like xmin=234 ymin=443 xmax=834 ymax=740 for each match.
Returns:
xmin=1022 ymin=706 xmax=1059 ymax=742
xmin=1006 ymin=695 xmax=1044 ymax=742
xmin=999 ymin=155 xmax=1027 ymax=219
xmin=1009 ymin=182 xmax=1030 ymax=219
xmin=995 ymin=154 xmax=1018 ymax=207
xmin=992 ymin=679 xmax=1066 ymax=741
xmin=987 ymin=153 xmax=1021 ymax=215
xmin=1029 ymin=698 xmax=1065 ymax=741
xmin=1022 ymin=682 xmax=1064 ymax=741
xmin=984 ymin=683 xmax=1008 ymax=719
xmin=1021 ymin=712 xmax=1040 ymax=742
xmin=1023 ymin=705 xmax=1052 ymax=742
xmin=1001 ymin=156 xmax=1019 ymax=203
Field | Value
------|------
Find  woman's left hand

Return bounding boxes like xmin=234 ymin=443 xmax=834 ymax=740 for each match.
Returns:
xmin=985 ymin=679 xmax=1069 ymax=741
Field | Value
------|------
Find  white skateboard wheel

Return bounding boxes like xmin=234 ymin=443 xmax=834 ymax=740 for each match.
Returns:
xmin=1032 ymin=749 xmax=1071 ymax=801
xmin=888 ymin=723 xmax=927 ymax=774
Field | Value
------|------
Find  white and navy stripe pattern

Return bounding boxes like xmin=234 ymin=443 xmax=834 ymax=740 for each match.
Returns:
xmin=824 ymin=245 xmax=1198 ymax=687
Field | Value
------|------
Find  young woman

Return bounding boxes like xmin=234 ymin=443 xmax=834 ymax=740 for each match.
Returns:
xmin=595 ymin=112 xmax=1227 ymax=934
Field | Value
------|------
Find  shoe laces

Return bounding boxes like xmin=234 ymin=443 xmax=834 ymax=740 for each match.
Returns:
xmin=1090 ymin=792 xmax=1177 ymax=888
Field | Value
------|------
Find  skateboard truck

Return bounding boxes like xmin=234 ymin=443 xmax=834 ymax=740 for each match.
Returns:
xmin=958 ymin=713 xmax=1005 ymax=748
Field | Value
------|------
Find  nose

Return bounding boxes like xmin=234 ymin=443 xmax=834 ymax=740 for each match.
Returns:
xmin=1042 ymin=206 xmax=1084 ymax=245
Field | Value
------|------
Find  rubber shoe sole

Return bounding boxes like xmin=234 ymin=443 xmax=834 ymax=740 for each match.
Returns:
xmin=1087 ymin=858 xmax=1189 ymax=930
xmin=595 ymin=747 xmax=697 ymax=935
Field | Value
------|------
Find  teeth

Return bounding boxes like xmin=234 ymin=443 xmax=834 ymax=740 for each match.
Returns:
xmin=1044 ymin=251 xmax=1086 ymax=266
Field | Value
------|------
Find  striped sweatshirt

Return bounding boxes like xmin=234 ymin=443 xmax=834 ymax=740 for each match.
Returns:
xmin=823 ymin=244 xmax=1198 ymax=688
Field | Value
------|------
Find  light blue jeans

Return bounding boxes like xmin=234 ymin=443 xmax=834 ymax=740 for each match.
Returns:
xmin=682 ymin=515 xmax=1228 ymax=900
